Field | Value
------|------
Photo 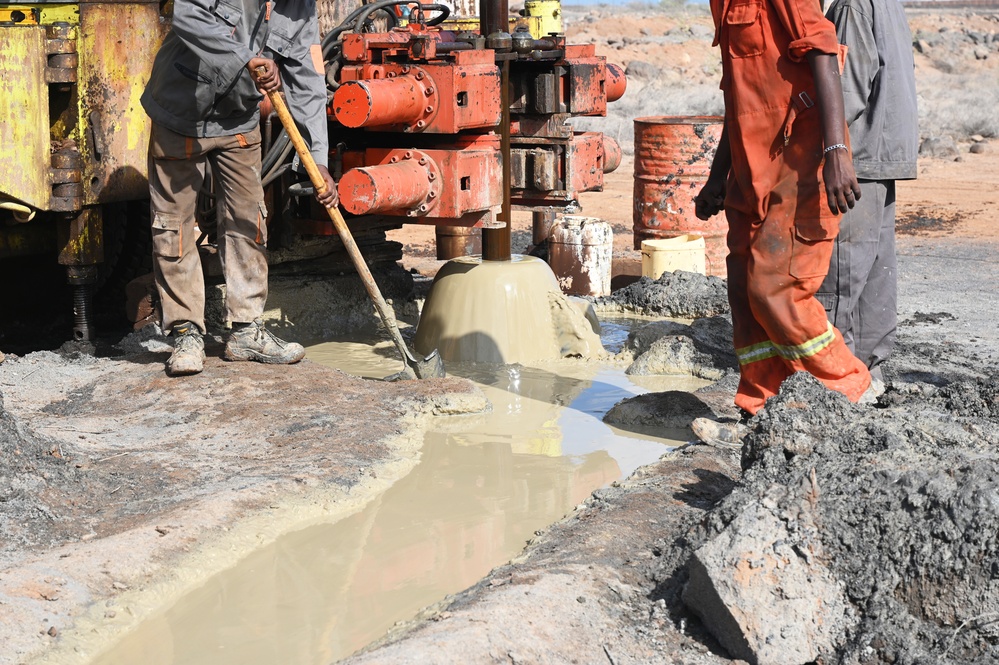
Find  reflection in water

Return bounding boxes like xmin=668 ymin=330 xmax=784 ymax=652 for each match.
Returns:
xmin=91 ymin=330 xmax=700 ymax=665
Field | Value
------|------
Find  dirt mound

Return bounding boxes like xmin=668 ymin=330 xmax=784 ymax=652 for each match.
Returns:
xmin=674 ymin=372 xmax=999 ymax=663
xmin=0 ymin=370 xmax=91 ymax=555
xmin=624 ymin=316 xmax=737 ymax=380
xmin=594 ymin=270 xmax=730 ymax=318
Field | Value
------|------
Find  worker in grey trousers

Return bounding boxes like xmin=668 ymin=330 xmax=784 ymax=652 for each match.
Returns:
xmin=816 ymin=0 xmax=918 ymax=391
xmin=142 ymin=0 xmax=337 ymax=376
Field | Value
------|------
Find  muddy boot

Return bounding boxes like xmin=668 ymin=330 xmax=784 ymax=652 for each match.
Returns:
xmin=166 ymin=323 xmax=205 ymax=377
xmin=691 ymin=417 xmax=749 ymax=450
xmin=224 ymin=319 xmax=306 ymax=365
xmin=858 ymin=382 xmax=880 ymax=405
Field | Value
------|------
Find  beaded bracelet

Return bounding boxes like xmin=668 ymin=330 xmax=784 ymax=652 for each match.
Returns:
xmin=823 ymin=143 xmax=848 ymax=155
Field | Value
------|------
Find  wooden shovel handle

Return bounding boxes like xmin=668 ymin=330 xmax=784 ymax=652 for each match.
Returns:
xmin=255 ymin=67 xmax=330 ymax=199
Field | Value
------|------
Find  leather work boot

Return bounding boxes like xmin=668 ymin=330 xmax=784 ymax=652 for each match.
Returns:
xmin=691 ymin=417 xmax=749 ymax=450
xmin=224 ymin=319 xmax=306 ymax=365
xmin=166 ymin=323 xmax=205 ymax=377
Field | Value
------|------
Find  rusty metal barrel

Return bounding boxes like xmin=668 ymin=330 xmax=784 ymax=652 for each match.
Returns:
xmin=549 ymin=216 xmax=613 ymax=297
xmin=633 ymin=115 xmax=727 ymax=277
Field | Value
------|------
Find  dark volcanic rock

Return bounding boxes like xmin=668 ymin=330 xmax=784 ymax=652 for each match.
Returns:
xmin=679 ymin=373 xmax=999 ymax=663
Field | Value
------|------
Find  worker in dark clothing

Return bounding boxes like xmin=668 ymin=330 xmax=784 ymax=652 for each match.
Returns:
xmin=141 ymin=0 xmax=336 ymax=376
xmin=816 ymin=0 xmax=919 ymax=395
xmin=691 ymin=0 xmax=871 ymax=445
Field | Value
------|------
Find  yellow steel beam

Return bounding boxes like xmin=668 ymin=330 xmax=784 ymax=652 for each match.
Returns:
xmin=0 ymin=5 xmax=80 ymax=25
xmin=0 ymin=24 xmax=51 ymax=209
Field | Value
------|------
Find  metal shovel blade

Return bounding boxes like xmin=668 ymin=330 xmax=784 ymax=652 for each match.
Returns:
xmin=386 ymin=347 xmax=445 ymax=382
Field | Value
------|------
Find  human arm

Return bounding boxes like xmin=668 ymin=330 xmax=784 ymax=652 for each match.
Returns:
xmin=695 ymin=120 xmax=732 ymax=221
xmin=808 ymin=50 xmax=862 ymax=215
xmin=315 ymin=165 xmax=338 ymax=208
xmin=279 ymin=8 xmax=330 ymax=172
xmin=828 ymin=0 xmax=879 ymax=126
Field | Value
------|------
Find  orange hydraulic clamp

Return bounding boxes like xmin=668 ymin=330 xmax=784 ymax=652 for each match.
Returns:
xmin=338 ymin=138 xmax=503 ymax=224
xmin=324 ymin=15 xmax=628 ymax=227
xmin=334 ymin=49 xmax=501 ymax=133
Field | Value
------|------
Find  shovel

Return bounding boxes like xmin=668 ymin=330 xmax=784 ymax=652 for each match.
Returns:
xmin=256 ymin=69 xmax=445 ymax=380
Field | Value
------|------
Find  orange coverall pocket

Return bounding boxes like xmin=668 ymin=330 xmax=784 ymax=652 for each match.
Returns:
xmin=789 ymin=217 xmax=839 ymax=279
xmin=725 ymin=2 xmax=766 ymax=58
xmin=151 ymin=212 xmax=183 ymax=260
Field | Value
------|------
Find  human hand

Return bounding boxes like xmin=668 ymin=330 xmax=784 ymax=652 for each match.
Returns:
xmin=315 ymin=165 xmax=338 ymax=209
xmin=694 ymin=177 xmax=726 ymax=220
xmin=822 ymin=148 xmax=862 ymax=215
xmin=249 ymin=57 xmax=281 ymax=93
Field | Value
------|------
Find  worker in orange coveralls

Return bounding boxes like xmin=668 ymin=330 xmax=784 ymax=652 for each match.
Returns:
xmin=691 ymin=0 xmax=872 ymax=445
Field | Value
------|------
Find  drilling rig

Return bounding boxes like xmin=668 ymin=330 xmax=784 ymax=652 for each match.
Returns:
xmin=0 ymin=0 xmax=624 ymax=343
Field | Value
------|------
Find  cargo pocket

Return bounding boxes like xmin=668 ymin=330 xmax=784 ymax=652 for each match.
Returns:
xmin=726 ymin=1 xmax=765 ymax=59
xmin=814 ymin=291 xmax=836 ymax=313
xmin=152 ymin=212 xmax=184 ymax=259
xmin=266 ymin=28 xmax=294 ymax=59
xmin=211 ymin=0 xmax=242 ymax=28
xmin=790 ymin=217 xmax=839 ymax=280
xmin=255 ymin=202 xmax=268 ymax=245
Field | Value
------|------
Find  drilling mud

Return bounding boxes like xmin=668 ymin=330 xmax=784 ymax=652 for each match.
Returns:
xmin=0 ymin=339 xmax=485 ymax=665
xmin=415 ymin=255 xmax=604 ymax=364
xmin=85 ymin=332 xmax=702 ymax=665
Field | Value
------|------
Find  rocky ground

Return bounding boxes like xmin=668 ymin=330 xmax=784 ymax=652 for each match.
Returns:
xmin=2 ymin=3 xmax=998 ymax=665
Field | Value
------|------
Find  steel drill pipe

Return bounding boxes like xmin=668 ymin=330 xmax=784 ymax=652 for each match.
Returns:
xmin=338 ymin=160 xmax=434 ymax=215
xmin=332 ymin=76 xmax=429 ymax=128
xmin=479 ymin=0 xmax=508 ymax=38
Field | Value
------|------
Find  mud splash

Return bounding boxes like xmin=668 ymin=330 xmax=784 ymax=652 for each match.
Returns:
xmin=414 ymin=255 xmax=604 ymax=364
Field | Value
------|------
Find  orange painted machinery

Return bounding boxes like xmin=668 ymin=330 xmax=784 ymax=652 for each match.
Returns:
xmin=296 ymin=0 xmax=626 ymax=259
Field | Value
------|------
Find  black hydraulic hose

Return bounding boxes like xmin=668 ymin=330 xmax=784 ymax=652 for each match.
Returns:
xmin=321 ymin=1 xmax=449 ymax=57
xmin=262 ymin=129 xmax=289 ymax=171
xmin=261 ymin=142 xmax=295 ymax=187
xmin=351 ymin=1 xmax=402 ymax=35
xmin=420 ymin=4 xmax=451 ymax=25
xmin=321 ymin=0 xmax=399 ymax=54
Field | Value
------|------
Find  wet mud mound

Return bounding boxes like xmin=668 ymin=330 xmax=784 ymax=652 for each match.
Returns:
xmin=675 ymin=373 xmax=999 ymax=663
xmin=594 ymin=270 xmax=730 ymax=318
xmin=624 ymin=316 xmax=737 ymax=380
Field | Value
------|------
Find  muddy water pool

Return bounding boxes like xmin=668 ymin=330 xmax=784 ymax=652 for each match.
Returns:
xmin=89 ymin=319 xmax=704 ymax=665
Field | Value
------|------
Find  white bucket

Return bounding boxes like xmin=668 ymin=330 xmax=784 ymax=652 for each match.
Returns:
xmin=640 ymin=234 xmax=707 ymax=279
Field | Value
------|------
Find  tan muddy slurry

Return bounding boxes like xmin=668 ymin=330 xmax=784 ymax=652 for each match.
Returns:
xmin=414 ymin=255 xmax=604 ymax=364
xmin=85 ymin=330 xmax=705 ymax=665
